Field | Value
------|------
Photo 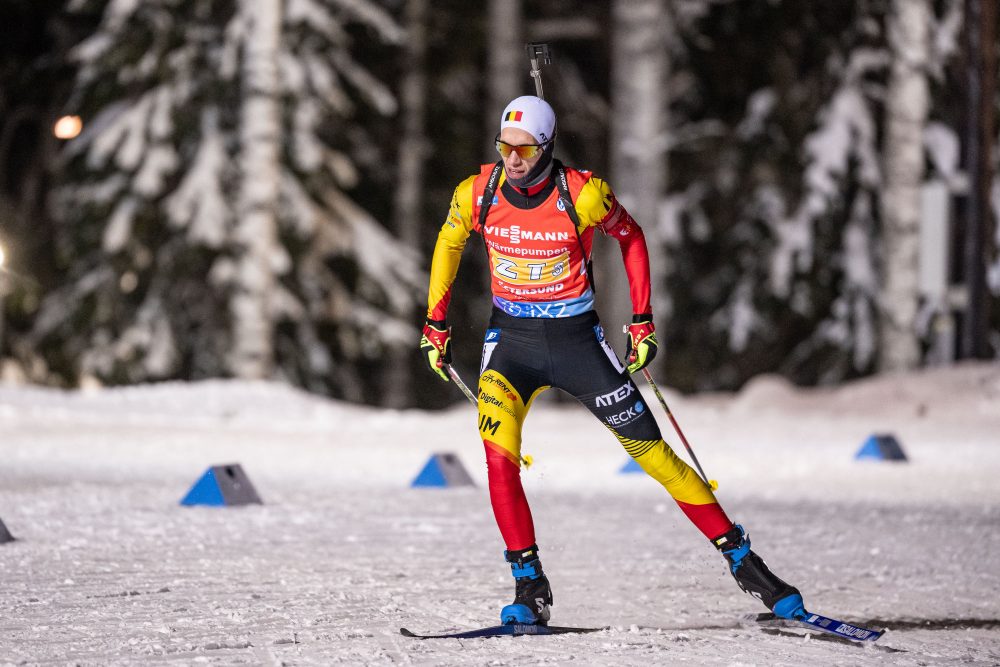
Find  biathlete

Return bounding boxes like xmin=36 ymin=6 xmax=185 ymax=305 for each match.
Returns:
xmin=419 ymin=95 xmax=803 ymax=626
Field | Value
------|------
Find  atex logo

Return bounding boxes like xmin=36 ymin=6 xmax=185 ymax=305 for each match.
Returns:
xmin=595 ymin=382 xmax=634 ymax=407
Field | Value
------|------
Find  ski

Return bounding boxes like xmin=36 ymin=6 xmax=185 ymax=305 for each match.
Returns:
xmin=757 ymin=611 xmax=885 ymax=642
xmin=400 ymin=624 xmax=604 ymax=640
xmin=400 ymin=611 xmax=883 ymax=642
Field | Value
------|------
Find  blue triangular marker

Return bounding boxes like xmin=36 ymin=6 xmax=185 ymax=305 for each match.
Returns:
xmin=619 ymin=459 xmax=643 ymax=474
xmin=410 ymin=452 xmax=475 ymax=488
xmin=411 ymin=456 xmax=449 ymax=487
xmin=180 ymin=469 xmax=226 ymax=506
xmin=855 ymin=434 xmax=908 ymax=462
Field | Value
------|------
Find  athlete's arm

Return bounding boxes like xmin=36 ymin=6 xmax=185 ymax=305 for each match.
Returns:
xmin=575 ymin=176 xmax=652 ymax=316
xmin=426 ymin=175 xmax=477 ymax=321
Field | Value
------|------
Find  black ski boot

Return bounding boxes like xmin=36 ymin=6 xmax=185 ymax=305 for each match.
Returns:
xmin=713 ymin=524 xmax=805 ymax=619
xmin=500 ymin=544 xmax=553 ymax=625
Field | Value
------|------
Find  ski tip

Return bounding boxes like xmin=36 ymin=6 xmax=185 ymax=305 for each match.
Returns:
xmin=795 ymin=609 xmax=886 ymax=642
xmin=399 ymin=628 xmax=420 ymax=638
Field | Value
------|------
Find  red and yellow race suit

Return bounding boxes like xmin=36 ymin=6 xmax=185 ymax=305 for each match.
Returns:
xmin=425 ymin=163 xmax=732 ymax=551
xmin=427 ymin=163 xmax=651 ymax=322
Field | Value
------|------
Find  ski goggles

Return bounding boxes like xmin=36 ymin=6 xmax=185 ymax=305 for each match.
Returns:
xmin=495 ymin=135 xmax=551 ymax=160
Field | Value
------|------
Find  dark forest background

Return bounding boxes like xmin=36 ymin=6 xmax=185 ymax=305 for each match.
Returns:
xmin=0 ymin=0 xmax=996 ymax=409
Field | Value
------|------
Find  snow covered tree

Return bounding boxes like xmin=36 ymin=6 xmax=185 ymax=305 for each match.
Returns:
xmin=485 ymin=0 xmax=523 ymax=160
xmin=606 ymin=0 xmax=670 ymax=349
xmin=31 ymin=0 xmax=424 ymax=401
xmin=652 ymin=2 xmax=889 ymax=389
xmin=384 ymin=0 xmax=429 ymax=409
xmin=879 ymin=0 xmax=930 ymax=371
xmin=653 ymin=0 xmax=981 ymax=390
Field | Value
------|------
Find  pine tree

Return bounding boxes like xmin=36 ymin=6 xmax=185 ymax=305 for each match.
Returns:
xmin=656 ymin=0 xmax=977 ymax=390
xmin=31 ymin=0 xmax=423 ymax=400
xmin=660 ymin=1 xmax=887 ymax=389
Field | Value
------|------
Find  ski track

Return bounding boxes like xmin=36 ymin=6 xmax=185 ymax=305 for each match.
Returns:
xmin=0 ymin=369 xmax=999 ymax=665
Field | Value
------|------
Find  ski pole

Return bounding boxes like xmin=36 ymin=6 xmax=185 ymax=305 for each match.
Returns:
xmin=445 ymin=363 xmax=478 ymax=404
xmin=641 ymin=368 xmax=718 ymax=491
xmin=445 ymin=364 xmax=533 ymax=468
xmin=525 ymin=43 xmax=551 ymax=99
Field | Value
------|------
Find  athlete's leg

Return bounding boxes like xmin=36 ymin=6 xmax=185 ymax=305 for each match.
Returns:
xmin=554 ymin=321 xmax=733 ymax=540
xmin=480 ymin=316 xmax=560 ymax=625
xmin=478 ymin=326 xmax=548 ymax=551
xmin=553 ymin=320 xmax=804 ymax=616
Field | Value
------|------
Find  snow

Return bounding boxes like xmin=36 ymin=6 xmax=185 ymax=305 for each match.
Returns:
xmin=329 ymin=51 xmax=398 ymax=115
xmin=101 ymin=196 xmax=138 ymax=253
xmin=165 ymin=109 xmax=229 ymax=248
xmin=292 ymin=100 xmax=324 ymax=172
xmin=771 ymin=50 xmax=885 ymax=299
xmin=1 ymin=363 xmax=998 ymax=664
xmin=928 ymin=0 xmax=964 ymax=79
xmin=102 ymin=0 xmax=142 ymax=31
xmin=329 ymin=188 xmax=427 ymax=316
xmin=714 ymin=279 xmax=757 ymax=352
xmin=328 ymin=0 xmax=404 ymax=45
xmin=114 ymin=93 xmax=154 ymax=172
xmin=736 ymin=88 xmax=776 ymax=140
xmin=924 ymin=122 xmax=960 ymax=184
xmin=844 ymin=200 xmax=878 ymax=368
xmin=78 ymin=93 xmax=152 ymax=172
xmin=133 ymin=144 xmax=179 ymax=198
xmin=304 ymin=53 xmax=351 ymax=113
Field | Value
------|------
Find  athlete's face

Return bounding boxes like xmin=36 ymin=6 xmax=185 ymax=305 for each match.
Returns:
xmin=499 ymin=127 xmax=543 ymax=182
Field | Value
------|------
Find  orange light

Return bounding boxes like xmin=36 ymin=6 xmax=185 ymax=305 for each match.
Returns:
xmin=0 ymin=244 xmax=5 ymax=268
xmin=54 ymin=115 xmax=83 ymax=140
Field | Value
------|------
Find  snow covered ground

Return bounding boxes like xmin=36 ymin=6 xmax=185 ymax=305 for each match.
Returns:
xmin=1 ymin=362 xmax=998 ymax=665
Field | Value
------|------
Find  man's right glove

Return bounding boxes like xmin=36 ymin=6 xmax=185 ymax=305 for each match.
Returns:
xmin=624 ymin=314 xmax=658 ymax=374
xmin=420 ymin=318 xmax=452 ymax=382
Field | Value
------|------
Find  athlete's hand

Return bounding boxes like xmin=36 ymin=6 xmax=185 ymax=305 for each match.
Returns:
xmin=420 ymin=318 xmax=452 ymax=382
xmin=624 ymin=315 xmax=658 ymax=374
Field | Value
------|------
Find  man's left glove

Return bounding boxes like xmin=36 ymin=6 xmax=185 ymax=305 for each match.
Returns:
xmin=624 ymin=314 xmax=658 ymax=374
xmin=420 ymin=318 xmax=452 ymax=382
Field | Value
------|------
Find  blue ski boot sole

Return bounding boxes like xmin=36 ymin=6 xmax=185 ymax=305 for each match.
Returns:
xmin=501 ymin=603 xmax=547 ymax=626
